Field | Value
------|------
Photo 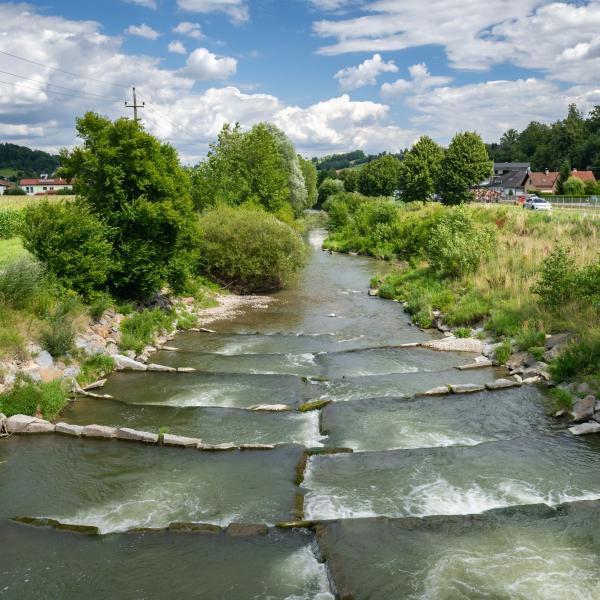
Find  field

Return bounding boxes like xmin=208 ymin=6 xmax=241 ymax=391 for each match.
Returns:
xmin=0 ymin=195 xmax=73 ymax=210
xmin=0 ymin=237 xmax=29 ymax=268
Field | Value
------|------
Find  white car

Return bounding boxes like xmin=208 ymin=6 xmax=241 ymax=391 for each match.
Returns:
xmin=524 ymin=197 xmax=552 ymax=211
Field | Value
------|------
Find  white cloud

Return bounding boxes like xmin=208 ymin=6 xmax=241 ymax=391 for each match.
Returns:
xmin=176 ymin=0 xmax=249 ymax=24
xmin=310 ymin=0 xmax=353 ymax=10
xmin=173 ymin=21 xmax=203 ymax=39
xmin=123 ymin=0 xmax=157 ymax=9
xmin=334 ymin=53 xmax=398 ymax=91
xmin=168 ymin=40 xmax=187 ymax=54
xmin=126 ymin=23 xmax=160 ymax=40
xmin=381 ymin=63 xmax=453 ymax=98
xmin=182 ymin=48 xmax=237 ymax=80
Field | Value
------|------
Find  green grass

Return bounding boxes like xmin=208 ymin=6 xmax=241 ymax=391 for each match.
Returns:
xmin=0 ymin=378 xmax=68 ymax=420
xmin=120 ymin=308 xmax=175 ymax=354
xmin=77 ymin=355 xmax=116 ymax=387
xmin=0 ymin=237 xmax=29 ymax=267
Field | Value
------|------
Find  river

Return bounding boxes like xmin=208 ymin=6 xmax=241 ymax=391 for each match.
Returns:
xmin=2 ymin=230 xmax=600 ymax=599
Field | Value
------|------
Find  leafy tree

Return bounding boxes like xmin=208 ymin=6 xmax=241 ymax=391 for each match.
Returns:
xmin=438 ymin=132 xmax=492 ymax=205
xmin=358 ymin=155 xmax=403 ymax=197
xmin=318 ymin=178 xmax=344 ymax=207
xmin=338 ymin=168 xmax=360 ymax=193
xmin=57 ymin=112 xmax=199 ymax=299
xmin=298 ymin=156 xmax=318 ymax=208
xmin=563 ymin=176 xmax=585 ymax=196
xmin=533 ymin=245 xmax=575 ymax=307
xmin=556 ymin=159 xmax=571 ymax=195
xmin=399 ymin=136 xmax=444 ymax=202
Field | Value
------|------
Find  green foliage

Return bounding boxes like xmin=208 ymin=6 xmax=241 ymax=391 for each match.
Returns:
xmin=2 ymin=186 xmax=27 ymax=195
xmin=40 ymin=303 xmax=77 ymax=358
xmin=533 ymin=245 xmax=575 ymax=307
xmin=454 ymin=327 xmax=471 ymax=338
xmin=515 ymin=323 xmax=546 ymax=351
xmin=562 ymin=176 xmax=586 ymax=196
xmin=438 ymin=132 xmax=492 ymax=205
xmin=444 ymin=291 xmax=489 ymax=325
xmin=77 ymin=354 xmax=116 ymax=387
xmin=22 ymin=200 xmax=113 ymax=300
xmin=176 ymin=310 xmax=199 ymax=330
xmin=0 ymin=209 xmax=24 ymax=238
xmin=298 ymin=156 xmax=318 ymax=208
xmin=120 ymin=308 xmax=174 ymax=354
xmin=426 ymin=205 xmax=496 ymax=276
xmin=549 ymin=387 xmax=573 ymax=411
xmin=0 ymin=256 xmax=43 ymax=310
xmin=529 ymin=346 xmax=546 ymax=361
xmin=550 ymin=336 xmax=600 ymax=380
xmin=0 ymin=378 xmax=67 ymax=420
xmin=0 ymin=142 xmax=60 ymax=178
xmin=58 ymin=112 xmax=198 ymax=300
xmin=89 ymin=294 xmax=112 ymax=322
xmin=197 ymin=205 xmax=306 ymax=293
xmin=318 ymin=178 xmax=344 ymax=207
xmin=338 ymin=168 xmax=360 ymax=193
xmin=399 ymin=136 xmax=444 ymax=202
xmin=495 ymin=340 xmax=512 ymax=365
xmin=557 ymin=160 xmax=571 ymax=195
xmin=358 ymin=155 xmax=402 ymax=197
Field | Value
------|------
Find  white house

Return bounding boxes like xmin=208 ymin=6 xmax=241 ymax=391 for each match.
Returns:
xmin=19 ymin=174 xmax=73 ymax=195
xmin=0 ymin=179 xmax=13 ymax=195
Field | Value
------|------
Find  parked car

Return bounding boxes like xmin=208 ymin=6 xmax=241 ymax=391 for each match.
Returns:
xmin=524 ymin=197 xmax=552 ymax=211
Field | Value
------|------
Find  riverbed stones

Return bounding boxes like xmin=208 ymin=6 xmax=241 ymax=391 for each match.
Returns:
xmin=83 ymin=379 xmax=107 ymax=390
xmin=55 ymin=423 xmax=84 ymax=436
xmin=485 ymin=378 xmax=521 ymax=390
xmin=117 ymin=428 xmax=159 ymax=443
xmin=5 ymin=414 xmax=55 ymax=433
xmin=113 ymin=355 xmax=147 ymax=371
xmin=250 ymin=404 xmax=291 ymax=412
xmin=198 ymin=442 xmax=237 ymax=451
xmin=569 ymin=421 xmax=600 ymax=435
xmin=226 ymin=523 xmax=269 ymax=537
xmin=147 ymin=363 xmax=177 ymax=373
xmin=457 ymin=358 xmax=493 ymax=370
xmin=162 ymin=433 xmax=201 ymax=447
xmin=81 ymin=424 xmax=117 ymax=439
xmin=240 ymin=443 xmax=276 ymax=450
xmin=177 ymin=367 xmax=197 ymax=373
xmin=449 ymin=383 xmax=486 ymax=394
xmin=422 ymin=385 xmax=450 ymax=396
xmin=571 ymin=395 xmax=597 ymax=423
xmin=422 ymin=337 xmax=484 ymax=353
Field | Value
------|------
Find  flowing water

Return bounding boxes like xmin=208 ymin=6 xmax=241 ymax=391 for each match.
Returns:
xmin=2 ymin=229 xmax=600 ymax=599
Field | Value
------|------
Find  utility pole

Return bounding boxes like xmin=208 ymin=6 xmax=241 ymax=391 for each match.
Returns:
xmin=125 ymin=86 xmax=144 ymax=122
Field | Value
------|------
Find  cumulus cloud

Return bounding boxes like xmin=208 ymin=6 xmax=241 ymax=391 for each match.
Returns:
xmin=173 ymin=21 xmax=203 ymax=39
xmin=126 ymin=23 xmax=160 ymax=39
xmin=176 ymin=0 xmax=249 ymax=24
xmin=123 ymin=0 xmax=157 ymax=9
xmin=182 ymin=48 xmax=237 ymax=80
xmin=334 ymin=53 xmax=398 ymax=91
xmin=381 ymin=63 xmax=453 ymax=98
xmin=168 ymin=40 xmax=187 ymax=54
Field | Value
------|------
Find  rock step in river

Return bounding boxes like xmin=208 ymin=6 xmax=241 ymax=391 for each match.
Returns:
xmin=2 ymin=230 xmax=600 ymax=599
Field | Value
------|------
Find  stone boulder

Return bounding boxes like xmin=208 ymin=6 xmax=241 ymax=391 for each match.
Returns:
xmin=569 ymin=421 xmax=600 ymax=436
xmin=571 ymin=395 xmax=597 ymax=423
xmin=35 ymin=350 xmax=54 ymax=369
xmin=162 ymin=433 xmax=201 ymax=447
xmin=422 ymin=337 xmax=484 ymax=353
xmin=113 ymin=355 xmax=148 ymax=371
xmin=422 ymin=386 xmax=450 ymax=396
xmin=116 ymin=428 xmax=159 ymax=443
xmin=5 ymin=414 xmax=55 ymax=433
xmin=81 ymin=424 xmax=116 ymax=439
xmin=55 ymin=422 xmax=84 ymax=436
xmin=146 ymin=364 xmax=177 ymax=373
xmin=449 ymin=383 xmax=485 ymax=394
xmin=485 ymin=378 xmax=521 ymax=390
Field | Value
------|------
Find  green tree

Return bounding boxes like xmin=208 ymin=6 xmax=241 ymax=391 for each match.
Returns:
xmin=399 ymin=136 xmax=444 ymax=202
xmin=298 ymin=156 xmax=318 ymax=208
xmin=317 ymin=178 xmax=344 ymax=207
xmin=563 ymin=176 xmax=585 ymax=196
xmin=438 ymin=132 xmax=492 ymax=205
xmin=358 ymin=155 xmax=402 ymax=197
xmin=58 ymin=112 xmax=198 ymax=299
xmin=556 ymin=159 xmax=571 ymax=195
xmin=338 ymin=168 xmax=360 ymax=193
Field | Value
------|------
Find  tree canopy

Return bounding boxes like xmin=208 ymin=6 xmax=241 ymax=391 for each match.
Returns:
xmin=358 ymin=154 xmax=403 ymax=197
xmin=399 ymin=136 xmax=444 ymax=202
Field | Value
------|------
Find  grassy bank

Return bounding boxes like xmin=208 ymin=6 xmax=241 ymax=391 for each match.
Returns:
xmin=323 ymin=195 xmax=600 ymax=389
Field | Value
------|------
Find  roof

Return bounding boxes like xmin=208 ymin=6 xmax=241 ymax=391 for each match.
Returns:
xmin=20 ymin=178 xmax=71 ymax=186
xmin=527 ymin=171 xmax=559 ymax=189
xmin=570 ymin=169 xmax=596 ymax=183
xmin=500 ymin=170 xmax=528 ymax=188
xmin=494 ymin=162 xmax=531 ymax=170
xmin=0 ymin=179 xmax=13 ymax=187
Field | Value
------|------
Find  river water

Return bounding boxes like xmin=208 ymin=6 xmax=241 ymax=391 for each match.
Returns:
xmin=2 ymin=230 xmax=600 ymax=599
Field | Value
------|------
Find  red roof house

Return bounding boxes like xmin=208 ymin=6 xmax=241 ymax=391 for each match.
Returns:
xmin=526 ymin=171 xmax=559 ymax=194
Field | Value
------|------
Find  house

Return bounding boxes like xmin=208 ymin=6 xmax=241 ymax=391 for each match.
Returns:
xmin=19 ymin=174 xmax=72 ymax=195
xmin=526 ymin=170 xmax=559 ymax=194
xmin=0 ymin=179 xmax=13 ymax=195
xmin=493 ymin=162 xmax=531 ymax=176
xmin=495 ymin=170 xmax=529 ymax=196
xmin=570 ymin=169 xmax=597 ymax=184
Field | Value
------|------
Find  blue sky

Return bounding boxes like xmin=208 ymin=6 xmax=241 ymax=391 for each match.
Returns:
xmin=2 ymin=1 xmax=600 ymax=161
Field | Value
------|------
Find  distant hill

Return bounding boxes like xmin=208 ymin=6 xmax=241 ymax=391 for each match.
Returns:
xmin=311 ymin=149 xmax=404 ymax=172
xmin=0 ymin=143 xmax=60 ymax=181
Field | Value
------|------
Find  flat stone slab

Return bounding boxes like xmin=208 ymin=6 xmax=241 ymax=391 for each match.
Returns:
xmin=177 ymin=367 xmax=197 ymax=373
xmin=485 ymin=378 xmax=521 ymax=390
xmin=160 ymin=346 xmax=179 ymax=352
xmin=398 ymin=342 xmax=421 ymax=348
xmin=81 ymin=424 xmax=117 ymax=439
xmin=116 ymin=428 xmax=159 ymax=443
xmin=5 ymin=415 xmax=55 ymax=433
xmin=569 ymin=422 xmax=600 ymax=435
xmin=113 ymin=355 xmax=147 ymax=371
xmin=198 ymin=442 xmax=237 ymax=451
xmin=422 ymin=337 xmax=484 ymax=353
xmin=226 ymin=523 xmax=269 ymax=537
xmin=55 ymin=422 xmax=84 ymax=436
xmin=449 ymin=383 xmax=486 ymax=394
xmin=240 ymin=444 xmax=276 ymax=450
xmin=422 ymin=386 xmax=450 ymax=396
xmin=162 ymin=433 xmax=201 ymax=447
xmin=147 ymin=363 xmax=177 ymax=373
xmin=250 ymin=404 xmax=291 ymax=412
xmin=457 ymin=359 xmax=493 ymax=370
xmin=83 ymin=379 xmax=107 ymax=390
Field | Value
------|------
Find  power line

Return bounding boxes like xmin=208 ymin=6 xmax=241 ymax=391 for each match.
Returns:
xmin=0 ymin=78 xmax=122 ymax=103
xmin=0 ymin=68 xmax=124 ymax=102
xmin=0 ymin=48 xmax=131 ymax=89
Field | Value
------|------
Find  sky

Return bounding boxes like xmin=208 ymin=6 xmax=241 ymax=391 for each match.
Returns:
xmin=2 ymin=0 xmax=600 ymax=163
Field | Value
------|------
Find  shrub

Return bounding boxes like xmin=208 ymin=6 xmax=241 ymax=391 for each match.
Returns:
xmin=454 ymin=327 xmax=471 ymax=338
xmin=0 ymin=256 xmax=44 ymax=309
xmin=89 ymin=294 xmax=112 ymax=322
xmin=549 ymin=387 xmax=573 ymax=412
xmin=495 ymin=340 xmax=512 ymax=364
xmin=0 ymin=378 xmax=67 ymax=420
xmin=198 ymin=205 xmax=306 ymax=293
xmin=22 ymin=200 xmax=114 ymax=300
xmin=120 ymin=308 xmax=174 ymax=353
xmin=426 ymin=206 xmax=496 ymax=277
xmin=562 ymin=176 xmax=585 ymax=196
xmin=515 ymin=323 xmax=546 ymax=352
xmin=318 ymin=178 xmax=344 ymax=207
xmin=550 ymin=336 xmax=600 ymax=381
xmin=2 ymin=187 xmax=26 ymax=196
xmin=77 ymin=354 xmax=116 ymax=387
xmin=533 ymin=244 xmax=576 ymax=308
xmin=40 ymin=317 xmax=76 ymax=357
xmin=0 ymin=209 xmax=24 ymax=238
